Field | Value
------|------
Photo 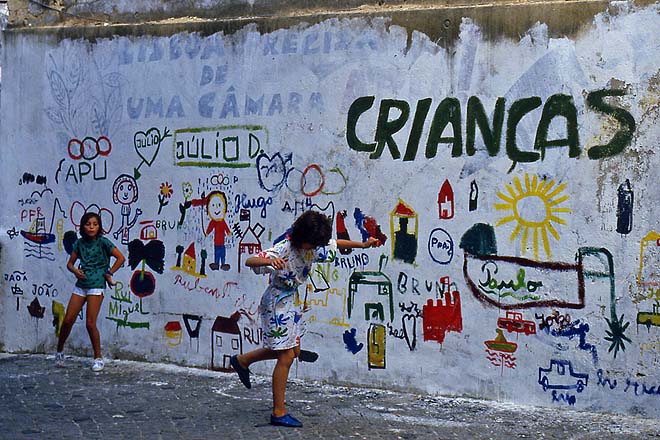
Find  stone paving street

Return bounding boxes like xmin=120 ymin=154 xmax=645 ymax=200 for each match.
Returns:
xmin=0 ymin=353 xmax=658 ymax=439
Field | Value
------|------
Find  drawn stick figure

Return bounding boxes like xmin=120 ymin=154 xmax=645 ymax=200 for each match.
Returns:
xmin=112 ymin=174 xmax=142 ymax=245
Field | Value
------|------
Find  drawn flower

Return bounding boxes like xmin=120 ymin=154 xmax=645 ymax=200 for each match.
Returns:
xmin=157 ymin=182 xmax=174 ymax=215
xmin=181 ymin=182 xmax=193 ymax=201
xmin=160 ymin=182 xmax=174 ymax=199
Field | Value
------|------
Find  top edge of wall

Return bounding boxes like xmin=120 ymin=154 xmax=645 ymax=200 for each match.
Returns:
xmin=3 ymin=0 xmax=657 ymax=44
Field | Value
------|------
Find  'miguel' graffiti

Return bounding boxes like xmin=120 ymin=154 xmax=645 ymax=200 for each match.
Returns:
xmin=346 ymin=90 xmax=635 ymax=170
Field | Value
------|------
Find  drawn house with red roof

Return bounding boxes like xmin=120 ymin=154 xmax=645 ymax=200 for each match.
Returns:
xmin=238 ymin=226 xmax=262 ymax=273
xmin=139 ymin=220 xmax=158 ymax=241
xmin=211 ymin=313 xmax=242 ymax=371
xmin=236 ymin=209 xmax=265 ymax=273
xmin=171 ymin=242 xmax=207 ymax=278
xmin=390 ymin=199 xmax=418 ymax=264
xmin=182 ymin=243 xmax=197 ymax=274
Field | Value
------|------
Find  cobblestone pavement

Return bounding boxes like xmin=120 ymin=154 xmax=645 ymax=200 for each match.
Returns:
xmin=0 ymin=353 xmax=658 ymax=440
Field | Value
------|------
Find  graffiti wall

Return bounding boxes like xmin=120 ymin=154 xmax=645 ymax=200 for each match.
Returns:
xmin=1 ymin=3 xmax=660 ymax=416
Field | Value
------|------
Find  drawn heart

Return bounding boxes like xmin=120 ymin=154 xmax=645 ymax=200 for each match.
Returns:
xmin=98 ymin=208 xmax=115 ymax=235
xmin=256 ymin=152 xmax=288 ymax=191
xmin=134 ymin=128 xmax=162 ymax=166
xmin=70 ymin=201 xmax=115 ymax=234
xmin=401 ymin=314 xmax=417 ymax=350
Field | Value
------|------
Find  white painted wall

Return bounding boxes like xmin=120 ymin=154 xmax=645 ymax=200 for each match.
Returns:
xmin=2 ymin=3 xmax=660 ymax=416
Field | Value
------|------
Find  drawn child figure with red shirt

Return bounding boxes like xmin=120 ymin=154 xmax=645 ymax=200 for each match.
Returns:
xmin=205 ymin=191 xmax=232 ymax=271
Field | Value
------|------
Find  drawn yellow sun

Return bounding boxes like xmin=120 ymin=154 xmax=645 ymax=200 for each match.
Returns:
xmin=494 ymin=174 xmax=571 ymax=260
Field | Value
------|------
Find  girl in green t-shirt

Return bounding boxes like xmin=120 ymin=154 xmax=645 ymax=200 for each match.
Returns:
xmin=55 ymin=212 xmax=125 ymax=372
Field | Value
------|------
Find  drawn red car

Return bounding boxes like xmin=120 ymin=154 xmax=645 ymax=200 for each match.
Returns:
xmin=497 ymin=311 xmax=536 ymax=335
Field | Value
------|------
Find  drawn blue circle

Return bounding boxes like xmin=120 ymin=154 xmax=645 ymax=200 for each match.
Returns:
xmin=428 ymin=228 xmax=454 ymax=264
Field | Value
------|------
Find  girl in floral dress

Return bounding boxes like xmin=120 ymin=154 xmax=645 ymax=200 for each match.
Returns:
xmin=230 ymin=210 xmax=377 ymax=428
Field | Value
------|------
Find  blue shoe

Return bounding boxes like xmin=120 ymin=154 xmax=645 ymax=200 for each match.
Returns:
xmin=229 ymin=355 xmax=251 ymax=389
xmin=299 ymin=350 xmax=318 ymax=363
xmin=270 ymin=413 xmax=303 ymax=428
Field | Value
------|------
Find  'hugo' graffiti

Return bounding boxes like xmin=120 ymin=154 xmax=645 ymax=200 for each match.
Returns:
xmin=234 ymin=194 xmax=273 ymax=219
xmin=346 ymin=90 xmax=635 ymax=167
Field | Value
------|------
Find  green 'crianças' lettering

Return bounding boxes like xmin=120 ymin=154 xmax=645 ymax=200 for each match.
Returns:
xmin=346 ymin=89 xmax=635 ymax=165
xmin=585 ymin=89 xmax=636 ymax=160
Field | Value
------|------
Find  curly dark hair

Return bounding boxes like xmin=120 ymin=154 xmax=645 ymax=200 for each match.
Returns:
xmin=289 ymin=210 xmax=332 ymax=249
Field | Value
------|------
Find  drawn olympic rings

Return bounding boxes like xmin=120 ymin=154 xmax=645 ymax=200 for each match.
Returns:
xmin=68 ymin=136 xmax=112 ymax=161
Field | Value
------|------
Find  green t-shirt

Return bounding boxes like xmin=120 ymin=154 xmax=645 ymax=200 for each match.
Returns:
xmin=72 ymin=236 xmax=116 ymax=289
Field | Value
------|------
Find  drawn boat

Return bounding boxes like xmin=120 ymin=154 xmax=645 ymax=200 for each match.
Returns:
xmin=21 ymin=217 xmax=56 ymax=244
xmin=484 ymin=329 xmax=517 ymax=352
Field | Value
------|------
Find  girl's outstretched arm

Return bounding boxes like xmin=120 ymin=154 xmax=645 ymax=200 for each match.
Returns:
xmin=337 ymin=237 xmax=378 ymax=250
xmin=246 ymin=255 xmax=287 ymax=270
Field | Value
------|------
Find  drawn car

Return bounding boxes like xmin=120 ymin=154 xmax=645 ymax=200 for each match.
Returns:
xmin=497 ymin=311 xmax=536 ymax=335
xmin=538 ymin=359 xmax=588 ymax=393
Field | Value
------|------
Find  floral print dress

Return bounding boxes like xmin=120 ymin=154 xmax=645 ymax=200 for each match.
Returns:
xmin=252 ymin=239 xmax=337 ymax=350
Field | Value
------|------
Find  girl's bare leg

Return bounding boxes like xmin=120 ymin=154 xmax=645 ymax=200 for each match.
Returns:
xmin=236 ymin=348 xmax=279 ymax=368
xmin=85 ymin=295 xmax=104 ymax=359
xmin=272 ymin=347 xmax=297 ymax=417
xmin=56 ymin=295 xmax=86 ymax=352
xmin=235 ymin=345 xmax=301 ymax=416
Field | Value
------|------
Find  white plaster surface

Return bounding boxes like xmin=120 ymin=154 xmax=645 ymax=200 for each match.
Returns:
xmin=1 ymin=3 xmax=660 ymax=416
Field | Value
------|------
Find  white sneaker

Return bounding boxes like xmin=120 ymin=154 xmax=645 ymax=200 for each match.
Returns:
xmin=54 ymin=352 xmax=65 ymax=367
xmin=91 ymin=358 xmax=104 ymax=372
